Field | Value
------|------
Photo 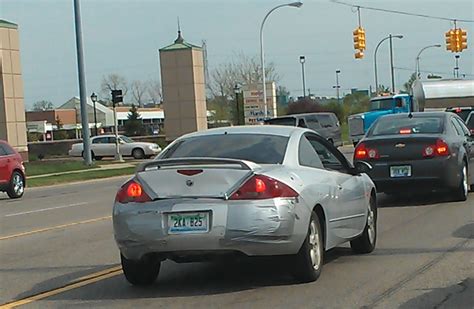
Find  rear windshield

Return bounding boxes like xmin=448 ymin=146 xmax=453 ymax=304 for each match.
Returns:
xmin=467 ymin=114 xmax=474 ymax=129
xmin=448 ymin=110 xmax=472 ymax=121
xmin=370 ymin=117 xmax=444 ymax=136
xmin=265 ymin=117 xmax=296 ymax=126
xmin=161 ymin=134 xmax=289 ymax=164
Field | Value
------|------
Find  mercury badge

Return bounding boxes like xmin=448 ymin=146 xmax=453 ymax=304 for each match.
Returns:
xmin=186 ymin=179 xmax=194 ymax=187
xmin=395 ymin=143 xmax=406 ymax=148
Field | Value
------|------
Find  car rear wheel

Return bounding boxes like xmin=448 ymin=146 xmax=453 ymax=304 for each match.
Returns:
xmin=291 ymin=211 xmax=323 ymax=283
xmin=132 ymin=148 xmax=145 ymax=160
xmin=121 ymin=254 xmax=160 ymax=286
xmin=350 ymin=194 xmax=377 ymax=254
xmin=7 ymin=171 xmax=25 ymax=199
xmin=452 ymin=162 xmax=468 ymax=202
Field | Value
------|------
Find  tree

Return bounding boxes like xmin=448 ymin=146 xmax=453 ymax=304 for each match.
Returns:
xmin=124 ymin=104 xmax=145 ymax=136
xmin=146 ymin=79 xmax=162 ymax=105
xmin=130 ymin=80 xmax=148 ymax=107
xmin=101 ymin=74 xmax=128 ymax=103
xmin=286 ymin=98 xmax=325 ymax=115
xmin=402 ymin=73 xmax=417 ymax=93
xmin=53 ymin=116 xmax=67 ymax=140
xmin=209 ymin=53 xmax=280 ymax=100
xmin=32 ymin=100 xmax=54 ymax=111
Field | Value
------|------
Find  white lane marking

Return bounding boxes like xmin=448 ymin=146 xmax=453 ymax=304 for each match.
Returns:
xmin=4 ymin=202 xmax=89 ymax=217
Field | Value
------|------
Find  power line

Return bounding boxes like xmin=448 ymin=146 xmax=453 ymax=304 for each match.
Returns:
xmin=330 ymin=0 xmax=474 ymax=23
xmin=394 ymin=66 xmax=474 ymax=77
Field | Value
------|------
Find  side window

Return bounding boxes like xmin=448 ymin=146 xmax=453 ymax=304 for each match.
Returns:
xmin=454 ymin=118 xmax=470 ymax=136
xmin=0 ymin=145 xmax=7 ymax=156
xmin=298 ymin=136 xmax=323 ymax=169
xmin=467 ymin=114 xmax=474 ymax=129
xmin=306 ymin=135 xmax=347 ymax=172
xmin=1 ymin=143 xmax=15 ymax=155
xmin=451 ymin=119 xmax=463 ymax=136
xmin=92 ymin=137 xmax=106 ymax=144
xmin=317 ymin=115 xmax=334 ymax=128
xmin=109 ymin=137 xmax=116 ymax=144
xmin=297 ymin=118 xmax=307 ymax=128
xmin=305 ymin=116 xmax=322 ymax=131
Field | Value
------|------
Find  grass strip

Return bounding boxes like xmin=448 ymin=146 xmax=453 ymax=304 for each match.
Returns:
xmin=27 ymin=167 xmax=135 ymax=187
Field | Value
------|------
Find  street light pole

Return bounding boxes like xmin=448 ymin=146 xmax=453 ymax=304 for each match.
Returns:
xmin=374 ymin=34 xmax=403 ymax=95
xmin=260 ymin=2 xmax=302 ymax=120
xmin=335 ymin=70 xmax=341 ymax=104
xmin=90 ymin=92 xmax=98 ymax=136
xmin=454 ymin=54 xmax=460 ymax=78
xmin=300 ymin=55 xmax=306 ymax=97
xmin=234 ymin=84 xmax=242 ymax=125
xmin=73 ymin=0 xmax=92 ymax=165
xmin=415 ymin=44 xmax=441 ymax=78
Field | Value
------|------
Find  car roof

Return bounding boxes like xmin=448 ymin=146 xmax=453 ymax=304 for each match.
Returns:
xmin=180 ymin=125 xmax=307 ymax=139
xmin=267 ymin=112 xmax=335 ymax=119
xmin=378 ymin=112 xmax=448 ymax=120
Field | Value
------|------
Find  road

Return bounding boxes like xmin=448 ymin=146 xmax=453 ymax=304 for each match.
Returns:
xmin=0 ymin=174 xmax=473 ymax=308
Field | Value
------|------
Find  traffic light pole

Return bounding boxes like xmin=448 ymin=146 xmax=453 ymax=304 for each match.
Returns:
xmin=73 ymin=0 xmax=92 ymax=165
xmin=113 ymin=103 xmax=124 ymax=162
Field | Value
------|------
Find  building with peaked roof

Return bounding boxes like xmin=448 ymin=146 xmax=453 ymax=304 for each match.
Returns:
xmin=0 ymin=19 xmax=28 ymax=159
xmin=159 ymin=30 xmax=207 ymax=141
xmin=58 ymin=97 xmax=115 ymax=127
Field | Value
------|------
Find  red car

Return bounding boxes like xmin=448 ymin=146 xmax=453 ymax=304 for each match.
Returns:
xmin=0 ymin=140 xmax=26 ymax=198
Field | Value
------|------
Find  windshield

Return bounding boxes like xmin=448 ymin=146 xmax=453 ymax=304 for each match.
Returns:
xmin=119 ymin=136 xmax=134 ymax=143
xmin=265 ymin=117 xmax=296 ymax=126
xmin=448 ymin=110 xmax=472 ymax=121
xmin=370 ymin=98 xmax=393 ymax=111
xmin=370 ymin=117 xmax=444 ymax=136
xmin=161 ymin=134 xmax=288 ymax=164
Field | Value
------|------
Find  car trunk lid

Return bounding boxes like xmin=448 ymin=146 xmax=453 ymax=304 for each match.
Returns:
xmin=135 ymin=158 xmax=259 ymax=199
xmin=361 ymin=135 xmax=443 ymax=161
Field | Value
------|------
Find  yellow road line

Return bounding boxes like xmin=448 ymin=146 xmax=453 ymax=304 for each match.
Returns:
xmin=0 ymin=216 xmax=112 ymax=241
xmin=0 ymin=267 xmax=122 ymax=308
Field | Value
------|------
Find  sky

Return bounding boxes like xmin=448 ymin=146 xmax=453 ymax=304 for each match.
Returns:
xmin=1 ymin=0 xmax=473 ymax=109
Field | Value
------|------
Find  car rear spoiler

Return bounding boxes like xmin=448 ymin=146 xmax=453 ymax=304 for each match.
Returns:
xmin=136 ymin=157 xmax=258 ymax=173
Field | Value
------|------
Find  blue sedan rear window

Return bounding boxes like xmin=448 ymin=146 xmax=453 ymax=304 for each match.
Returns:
xmin=161 ymin=134 xmax=289 ymax=164
xmin=371 ymin=117 xmax=444 ymax=136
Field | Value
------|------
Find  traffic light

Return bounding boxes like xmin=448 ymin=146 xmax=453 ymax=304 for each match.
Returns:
xmin=111 ymin=89 xmax=123 ymax=107
xmin=446 ymin=28 xmax=468 ymax=52
xmin=445 ymin=29 xmax=455 ymax=52
xmin=457 ymin=29 xmax=468 ymax=52
xmin=353 ymin=27 xmax=366 ymax=59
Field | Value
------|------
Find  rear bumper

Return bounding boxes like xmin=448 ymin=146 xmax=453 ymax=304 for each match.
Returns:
xmin=358 ymin=156 xmax=460 ymax=193
xmin=113 ymin=198 xmax=308 ymax=260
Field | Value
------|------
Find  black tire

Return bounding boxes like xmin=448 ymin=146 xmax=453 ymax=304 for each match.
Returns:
xmin=351 ymin=194 xmax=377 ymax=254
xmin=121 ymin=254 xmax=160 ymax=286
xmin=291 ymin=211 xmax=324 ymax=283
xmin=82 ymin=151 xmax=96 ymax=160
xmin=452 ymin=162 xmax=468 ymax=202
xmin=7 ymin=171 xmax=25 ymax=199
xmin=132 ymin=148 xmax=145 ymax=160
xmin=94 ymin=156 xmax=103 ymax=161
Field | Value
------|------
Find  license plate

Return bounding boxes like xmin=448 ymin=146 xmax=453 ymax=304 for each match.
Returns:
xmin=168 ymin=212 xmax=209 ymax=234
xmin=390 ymin=165 xmax=412 ymax=178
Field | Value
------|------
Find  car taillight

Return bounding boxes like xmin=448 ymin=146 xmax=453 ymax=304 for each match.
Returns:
xmin=115 ymin=179 xmax=152 ymax=203
xmin=354 ymin=143 xmax=379 ymax=160
xmin=229 ymin=175 xmax=298 ymax=200
xmin=423 ymin=139 xmax=450 ymax=157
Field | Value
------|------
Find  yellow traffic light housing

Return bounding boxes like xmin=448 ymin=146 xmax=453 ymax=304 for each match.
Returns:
xmin=458 ymin=29 xmax=468 ymax=51
xmin=353 ymin=27 xmax=366 ymax=59
xmin=445 ymin=29 xmax=455 ymax=52
xmin=354 ymin=50 xmax=364 ymax=59
xmin=446 ymin=28 xmax=468 ymax=52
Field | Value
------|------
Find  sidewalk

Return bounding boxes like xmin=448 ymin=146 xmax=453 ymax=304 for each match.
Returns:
xmin=28 ymin=163 xmax=136 ymax=179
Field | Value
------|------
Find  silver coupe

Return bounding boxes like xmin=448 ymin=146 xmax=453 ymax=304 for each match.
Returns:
xmin=113 ymin=126 xmax=377 ymax=285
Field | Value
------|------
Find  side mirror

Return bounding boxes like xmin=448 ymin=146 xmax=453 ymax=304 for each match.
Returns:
xmin=353 ymin=161 xmax=373 ymax=174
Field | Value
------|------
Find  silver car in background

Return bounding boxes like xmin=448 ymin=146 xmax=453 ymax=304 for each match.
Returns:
xmin=69 ymin=135 xmax=161 ymax=160
xmin=113 ymin=126 xmax=377 ymax=286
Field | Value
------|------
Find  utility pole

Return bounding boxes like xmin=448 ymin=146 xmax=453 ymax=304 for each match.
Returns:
xmin=73 ymin=0 xmax=92 ymax=165
xmin=300 ymin=56 xmax=306 ymax=97
xmin=389 ymin=34 xmax=396 ymax=93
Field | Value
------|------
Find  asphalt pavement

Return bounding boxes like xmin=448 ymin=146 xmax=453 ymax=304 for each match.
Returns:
xmin=0 ymin=167 xmax=472 ymax=308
